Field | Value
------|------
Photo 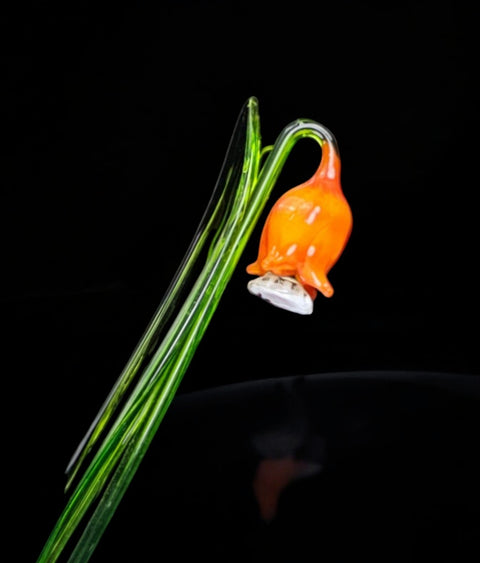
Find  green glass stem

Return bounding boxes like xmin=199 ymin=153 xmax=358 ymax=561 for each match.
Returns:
xmin=64 ymin=97 xmax=258 ymax=491
xmin=36 ymin=96 xmax=341 ymax=563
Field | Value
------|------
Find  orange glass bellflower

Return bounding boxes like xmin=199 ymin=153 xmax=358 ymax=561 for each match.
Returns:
xmin=246 ymin=141 xmax=352 ymax=314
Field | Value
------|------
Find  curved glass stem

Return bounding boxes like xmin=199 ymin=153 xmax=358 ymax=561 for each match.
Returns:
xmin=237 ymin=117 xmax=339 ymax=246
xmin=35 ymin=97 xmax=341 ymax=563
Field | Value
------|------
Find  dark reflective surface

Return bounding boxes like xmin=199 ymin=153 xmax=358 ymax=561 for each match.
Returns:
xmin=5 ymin=4 xmax=479 ymax=562
xmin=89 ymin=371 xmax=480 ymax=562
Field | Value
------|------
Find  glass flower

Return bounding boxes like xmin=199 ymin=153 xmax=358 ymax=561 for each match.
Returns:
xmin=247 ymin=141 xmax=352 ymax=314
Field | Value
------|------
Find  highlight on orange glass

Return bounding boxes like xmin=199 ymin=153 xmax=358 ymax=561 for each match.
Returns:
xmin=246 ymin=138 xmax=352 ymax=314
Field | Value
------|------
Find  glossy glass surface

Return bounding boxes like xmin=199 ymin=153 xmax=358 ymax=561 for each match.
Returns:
xmin=91 ymin=371 xmax=480 ymax=562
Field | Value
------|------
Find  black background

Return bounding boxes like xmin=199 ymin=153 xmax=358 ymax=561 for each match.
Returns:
xmin=3 ymin=1 xmax=479 ymax=561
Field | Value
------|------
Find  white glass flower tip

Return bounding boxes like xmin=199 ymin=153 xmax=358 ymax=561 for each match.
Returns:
xmin=247 ymin=272 xmax=314 ymax=315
